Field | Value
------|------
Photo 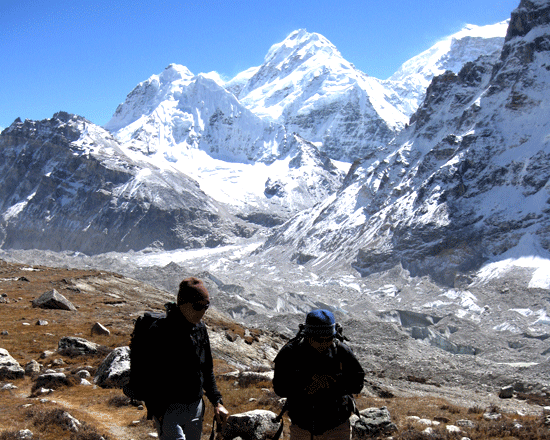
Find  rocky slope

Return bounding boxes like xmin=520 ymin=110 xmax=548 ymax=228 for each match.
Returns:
xmin=258 ymin=0 xmax=550 ymax=287
xmin=0 ymin=112 xmax=255 ymax=254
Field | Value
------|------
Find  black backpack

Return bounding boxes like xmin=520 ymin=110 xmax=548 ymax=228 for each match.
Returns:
xmin=123 ymin=310 xmax=166 ymax=401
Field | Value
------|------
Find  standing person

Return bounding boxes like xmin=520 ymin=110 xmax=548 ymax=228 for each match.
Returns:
xmin=144 ymin=277 xmax=229 ymax=440
xmin=273 ymin=309 xmax=365 ymax=440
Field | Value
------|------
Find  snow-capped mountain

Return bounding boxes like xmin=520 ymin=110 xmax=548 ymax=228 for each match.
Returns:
xmin=386 ymin=20 xmax=508 ymax=116
xmin=104 ymin=64 xmax=288 ymax=164
xmin=0 ymin=4 xmax=539 ymax=268
xmin=226 ymin=29 xmax=408 ymax=161
xmin=98 ymin=23 xmax=509 ymax=226
xmin=0 ymin=112 xmax=255 ymax=254
xmin=106 ymin=25 xmax=507 ymax=167
xmin=259 ymin=0 xmax=550 ymax=287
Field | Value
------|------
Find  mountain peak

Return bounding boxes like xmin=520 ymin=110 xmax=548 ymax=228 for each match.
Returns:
xmin=159 ymin=63 xmax=194 ymax=83
xmin=264 ymin=29 xmax=340 ymax=65
xmin=452 ymin=20 xmax=509 ymax=40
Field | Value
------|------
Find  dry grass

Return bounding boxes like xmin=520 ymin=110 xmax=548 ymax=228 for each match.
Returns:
xmin=1 ymin=259 xmax=549 ymax=439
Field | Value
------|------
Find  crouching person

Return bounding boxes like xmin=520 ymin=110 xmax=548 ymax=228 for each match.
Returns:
xmin=146 ymin=277 xmax=228 ymax=440
xmin=273 ymin=309 xmax=365 ymax=440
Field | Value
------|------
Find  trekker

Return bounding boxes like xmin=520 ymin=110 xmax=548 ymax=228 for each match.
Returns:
xmin=145 ymin=277 xmax=228 ymax=440
xmin=273 ymin=309 xmax=365 ymax=440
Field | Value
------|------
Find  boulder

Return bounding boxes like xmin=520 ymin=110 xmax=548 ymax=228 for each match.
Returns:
xmin=499 ymin=385 xmax=514 ymax=399
xmin=25 ymin=360 xmax=42 ymax=376
xmin=32 ymin=372 xmax=71 ymax=391
xmin=32 ymin=289 xmax=77 ymax=311
xmin=351 ymin=406 xmax=397 ymax=438
xmin=58 ymin=411 xmax=82 ymax=432
xmin=94 ymin=346 xmax=130 ymax=388
xmin=0 ymin=348 xmax=25 ymax=379
xmin=58 ymin=336 xmax=100 ymax=356
xmin=91 ymin=322 xmax=110 ymax=336
xmin=222 ymin=409 xmax=280 ymax=440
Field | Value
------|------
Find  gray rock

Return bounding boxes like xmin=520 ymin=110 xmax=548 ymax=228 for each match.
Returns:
xmin=33 ymin=372 xmax=70 ymax=391
xmin=222 ymin=409 xmax=280 ymax=440
xmin=76 ymin=369 xmax=91 ymax=379
xmin=499 ymin=385 xmax=514 ymax=399
xmin=59 ymin=411 xmax=82 ymax=432
xmin=94 ymin=346 xmax=130 ymax=388
xmin=40 ymin=350 xmax=56 ymax=359
xmin=58 ymin=336 xmax=100 ymax=356
xmin=483 ymin=411 xmax=502 ymax=421
xmin=456 ymin=419 xmax=476 ymax=428
xmin=25 ymin=360 xmax=42 ymax=376
xmin=91 ymin=322 xmax=110 ymax=336
xmin=32 ymin=289 xmax=77 ymax=311
xmin=351 ymin=406 xmax=397 ymax=438
xmin=15 ymin=429 xmax=33 ymax=440
xmin=0 ymin=348 xmax=25 ymax=379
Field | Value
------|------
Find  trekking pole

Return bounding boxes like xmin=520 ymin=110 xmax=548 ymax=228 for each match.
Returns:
xmin=209 ymin=414 xmax=223 ymax=440
xmin=272 ymin=401 xmax=289 ymax=440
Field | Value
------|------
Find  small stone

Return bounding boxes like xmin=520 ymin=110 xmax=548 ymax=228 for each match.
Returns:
xmin=456 ymin=419 xmax=475 ymax=428
xmin=16 ymin=429 xmax=33 ymax=440
xmin=91 ymin=322 xmax=110 ymax=336
xmin=499 ymin=385 xmax=514 ymax=399
xmin=76 ymin=370 xmax=91 ymax=379
xmin=483 ymin=412 xmax=502 ymax=421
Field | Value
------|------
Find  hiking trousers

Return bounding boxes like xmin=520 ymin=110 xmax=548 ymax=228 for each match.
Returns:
xmin=154 ymin=399 xmax=204 ymax=440
xmin=289 ymin=419 xmax=351 ymax=440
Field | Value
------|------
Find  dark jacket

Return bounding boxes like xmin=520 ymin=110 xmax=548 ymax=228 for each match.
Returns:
xmin=273 ymin=338 xmax=365 ymax=434
xmin=143 ymin=302 xmax=222 ymax=418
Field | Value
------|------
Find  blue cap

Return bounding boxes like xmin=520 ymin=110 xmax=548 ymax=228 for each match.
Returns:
xmin=303 ymin=309 xmax=336 ymax=336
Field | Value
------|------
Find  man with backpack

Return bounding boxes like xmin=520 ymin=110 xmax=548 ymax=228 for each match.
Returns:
xmin=127 ymin=277 xmax=228 ymax=440
xmin=273 ymin=309 xmax=365 ymax=440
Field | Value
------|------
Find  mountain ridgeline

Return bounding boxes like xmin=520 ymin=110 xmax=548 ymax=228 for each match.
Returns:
xmin=1 ymin=0 xmax=549 ymax=288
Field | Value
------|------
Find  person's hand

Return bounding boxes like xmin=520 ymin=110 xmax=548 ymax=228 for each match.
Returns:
xmin=305 ymin=374 xmax=335 ymax=394
xmin=215 ymin=403 xmax=229 ymax=424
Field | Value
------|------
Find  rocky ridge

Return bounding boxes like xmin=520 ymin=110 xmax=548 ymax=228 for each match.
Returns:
xmin=0 ymin=112 xmax=256 ymax=254
xmin=258 ymin=0 xmax=550 ymax=287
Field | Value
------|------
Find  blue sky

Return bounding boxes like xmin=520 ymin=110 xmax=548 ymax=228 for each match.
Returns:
xmin=1 ymin=0 xmax=519 ymax=129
